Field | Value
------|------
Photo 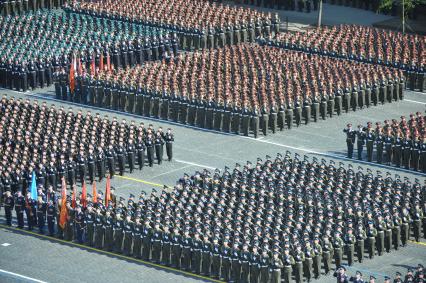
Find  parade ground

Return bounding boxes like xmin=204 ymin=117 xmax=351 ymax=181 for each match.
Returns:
xmin=0 ymin=85 xmax=425 ymax=282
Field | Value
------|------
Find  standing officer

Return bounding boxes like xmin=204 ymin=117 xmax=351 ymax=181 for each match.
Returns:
xmin=87 ymin=149 xmax=96 ymax=184
xmin=135 ymin=136 xmax=146 ymax=170
xmin=94 ymin=208 xmax=105 ymax=249
xmin=376 ymin=215 xmax=385 ymax=256
xmin=154 ymin=132 xmax=164 ymax=165
xmin=4 ymin=191 xmax=14 ymax=226
xmin=46 ymin=199 xmax=56 ymax=237
xmin=104 ymin=209 xmax=114 ymax=251
xmin=322 ymin=231 xmax=333 ymax=275
xmin=375 ymin=126 xmax=384 ymax=164
xmin=384 ymin=130 xmax=394 ymax=165
xmin=356 ymin=125 xmax=366 ymax=160
xmin=85 ymin=205 xmax=95 ymax=247
xmin=123 ymin=214 xmax=134 ymax=256
xmin=145 ymin=133 xmax=155 ymax=167
xmin=36 ymin=197 xmax=46 ymax=234
xmin=344 ymin=227 xmax=356 ymax=266
xmin=15 ymin=190 xmax=25 ymax=228
xmin=126 ymin=140 xmax=136 ymax=173
xmin=312 ymin=237 xmax=322 ymax=279
xmin=365 ymin=123 xmax=375 ymax=162
xmin=270 ymin=251 xmax=283 ymax=283
xmin=355 ymin=225 xmax=366 ymax=263
xmin=201 ymin=236 xmax=212 ymax=276
xmin=293 ymin=243 xmax=305 ymax=283
xmin=366 ymin=221 xmax=377 ymax=259
xmin=343 ymin=124 xmax=356 ymax=158
xmin=163 ymin=128 xmax=174 ymax=161
xmin=106 ymin=145 xmax=116 ymax=177
xmin=333 ymin=231 xmax=344 ymax=269
xmin=113 ymin=210 xmax=124 ymax=253
xmin=282 ymin=247 xmax=295 ymax=283
xmin=74 ymin=205 xmax=85 ymax=244
xmin=116 ymin=142 xmax=126 ymax=176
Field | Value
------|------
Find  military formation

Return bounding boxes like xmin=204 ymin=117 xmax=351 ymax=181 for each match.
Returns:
xmin=2 ymin=152 xmax=425 ymax=283
xmin=0 ymin=96 xmax=175 ymax=198
xmin=65 ymin=0 xmax=279 ymax=51
xmin=268 ymin=25 xmax=426 ymax=92
xmin=232 ymin=0 xmax=320 ymax=13
xmin=343 ymin=112 xmax=426 ymax=172
xmin=0 ymin=0 xmax=64 ymax=16
xmin=334 ymin=264 xmax=424 ymax=283
xmin=0 ymin=10 xmax=173 ymax=91
xmin=60 ymin=43 xmax=404 ymax=138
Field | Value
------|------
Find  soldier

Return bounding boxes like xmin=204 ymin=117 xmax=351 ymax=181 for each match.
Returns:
xmin=322 ymin=231 xmax=333 ymax=275
xmin=366 ymin=221 xmax=377 ymax=259
xmin=170 ymin=227 xmax=182 ymax=268
xmin=201 ymin=236 xmax=212 ymax=276
xmin=113 ymin=210 xmax=124 ymax=253
xmin=384 ymin=214 xmax=394 ymax=253
xmin=94 ymin=208 xmax=104 ymax=249
xmin=376 ymin=215 xmax=385 ymax=256
xmin=161 ymin=225 xmax=172 ymax=266
xmin=269 ymin=251 xmax=283 ymax=283
xmin=74 ymin=205 xmax=85 ymax=244
xmin=365 ymin=124 xmax=375 ymax=162
xmin=85 ymin=205 xmax=95 ymax=247
xmin=344 ymin=227 xmax=356 ymax=266
xmin=230 ymin=242 xmax=241 ymax=282
xmin=343 ymin=124 xmax=356 ymax=159
xmin=46 ymin=199 xmax=56 ymax=236
xmin=123 ymin=214 xmax=133 ymax=256
xmin=115 ymin=142 xmax=126 ymax=176
xmin=312 ymin=237 xmax=322 ymax=279
xmin=356 ymin=125 xmax=366 ymax=160
xmin=384 ymin=130 xmax=394 ymax=165
xmin=211 ymin=237 xmax=222 ymax=279
xmin=333 ymin=232 xmax=344 ymax=269
xmin=135 ymin=136 xmax=146 ymax=170
xmin=36 ymin=197 xmax=46 ymax=234
xmin=127 ymin=140 xmax=136 ymax=173
xmin=139 ymin=220 xmax=151 ymax=260
xmin=87 ymin=149 xmax=96 ymax=184
xmin=154 ymin=132 xmax=164 ymax=165
xmin=293 ymin=243 xmax=305 ymax=283
xmin=104 ymin=209 xmax=114 ymax=251
xmin=349 ymin=271 xmax=364 ymax=283
xmin=412 ymin=202 xmax=423 ymax=242
xmin=151 ymin=223 xmax=163 ymax=263
xmin=15 ymin=190 xmax=25 ymax=228
xmin=393 ymin=131 xmax=403 ymax=167
xmin=4 ymin=190 xmax=14 ymax=226
xmin=163 ymin=128 xmax=174 ymax=162
xmin=375 ymin=125 xmax=384 ymax=164
xmin=96 ymin=146 xmax=106 ymax=182
xmin=25 ymin=192 xmax=36 ymax=230
xmin=220 ymin=239 xmax=232 ymax=281
xmin=355 ymin=225 xmax=366 ymax=263
xmin=145 ymin=133 xmax=155 ymax=167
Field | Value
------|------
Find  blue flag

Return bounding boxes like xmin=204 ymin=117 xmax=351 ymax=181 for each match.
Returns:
xmin=30 ymin=171 xmax=37 ymax=200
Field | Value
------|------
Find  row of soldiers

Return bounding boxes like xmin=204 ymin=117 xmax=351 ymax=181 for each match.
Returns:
xmin=3 ymin=152 xmax=426 ymax=283
xmin=233 ymin=0 xmax=320 ymax=13
xmin=0 ymin=0 xmax=64 ymax=16
xmin=61 ymin=43 xmax=404 ymax=138
xmin=269 ymin=25 xmax=426 ymax=92
xmin=0 ymin=96 xmax=174 ymax=196
xmin=65 ymin=0 xmax=279 ymax=51
xmin=343 ymin=112 xmax=426 ymax=172
xmin=334 ymin=264 xmax=425 ymax=283
xmin=0 ymin=10 xmax=174 ymax=91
